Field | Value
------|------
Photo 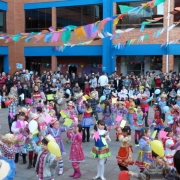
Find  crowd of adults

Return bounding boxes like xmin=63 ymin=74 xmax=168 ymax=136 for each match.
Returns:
xmin=0 ymin=69 xmax=180 ymax=107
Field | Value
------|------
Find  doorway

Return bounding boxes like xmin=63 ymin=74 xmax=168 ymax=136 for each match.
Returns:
xmin=69 ymin=66 xmax=77 ymax=74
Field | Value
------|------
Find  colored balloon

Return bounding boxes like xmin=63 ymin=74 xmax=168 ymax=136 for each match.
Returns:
xmin=125 ymin=101 xmax=130 ymax=108
xmin=155 ymin=89 xmax=160 ymax=95
xmin=163 ymin=106 xmax=169 ymax=112
xmin=4 ymin=100 xmax=12 ymax=107
xmin=47 ymin=141 xmax=61 ymax=158
xmin=150 ymin=140 xmax=164 ymax=157
xmin=118 ymin=171 xmax=130 ymax=180
xmin=28 ymin=120 xmax=38 ymax=133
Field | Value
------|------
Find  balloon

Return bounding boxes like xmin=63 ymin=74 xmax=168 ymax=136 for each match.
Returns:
xmin=125 ymin=101 xmax=130 ymax=108
xmin=118 ymin=171 xmax=130 ymax=180
xmin=163 ymin=106 xmax=169 ymax=112
xmin=99 ymin=96 xmax=106 ymax=103
xmin=47 ymin=141 xmax=61 ymax=158
xmin=28 ymin=120 xmax=38 ymax=133
xmin=4 ymin=100 xmax=12 ymax=107
xmin=155 ymin=89 xmax=161 ymax=95
xmin=150 ymin=140 xmax=164 ymax=157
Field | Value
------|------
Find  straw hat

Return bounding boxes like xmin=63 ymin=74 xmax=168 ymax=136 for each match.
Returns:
xmin=116 ymin=101 xmax=125 ymax=106
xmin=0 ymin=133 xmax=17 ymax=144
xmin=90 ymin=91 xmax=96 ymax=99
xmin=129 ymin=96 xmax=135 ymax=99
xmin=112 ymin=92 xmax=117 ymax=97
xmin=50 ymin=118 xmax=58 ymax=125
xmin=29 ymin=112 xmax=39 ymax=120
xmin=141 ymin=94 xmax=148 ymax=98
xmin=65 ymin=81 xmax=70 ymax=84
xmin=160 ymin=93 xmax=167 ymax=98
xmin=104 ymin=84 xmax=109 ymax=87
xmin=20 ymin=107 xmax=28 ymax=113
xmin=8 ymin=94 xmax=16 ymax=99
xmin=0 ymin=159 xmax=11 ymax=180
xmin=45 ymin=134 xmax=56 ymax=142
xmin=49 ymin=101 xmax=55 ymax=107
xmin=172 ymin=104 xmax=180 ymax=111
xmin=74 ymin=91 xmax=83 ymax=99
xmin=68 ymin=101 xmax=75 ymax=107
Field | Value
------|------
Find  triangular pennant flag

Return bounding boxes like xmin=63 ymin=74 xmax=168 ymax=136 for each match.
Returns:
xmin=44 ymin=33 xmax=53 ymax=43
xmin=119 ymin=5 xmax=134 ymax=14
xmin=74 ymin=26 xmax=87 ymax=39
xmin=51 ymin=32 xmax=61 ymax=42
xmin=61 ymin=29 xmax=71 ymax=43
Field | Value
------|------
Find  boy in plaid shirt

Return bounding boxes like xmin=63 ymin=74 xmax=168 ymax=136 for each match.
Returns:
xmin=129 ymin=151 xmax=171 ymax=180
xmin=29 ymin=135 xmax=60 ymax=180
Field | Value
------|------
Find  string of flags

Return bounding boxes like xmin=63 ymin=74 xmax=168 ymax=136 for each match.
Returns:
xmin=0 ymin=0 xmax=166 ymax=46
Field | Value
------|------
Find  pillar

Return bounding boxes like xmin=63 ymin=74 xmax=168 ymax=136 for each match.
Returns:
xmin=162 ymin=55 xmax=174 ymax=73
xmin=51 ymin=56 xmax=57 ymax=72
xmin=102 ymin=0 xmax=113 ymax=75
xmin=52 ymin=8 xmax=57 ymax=30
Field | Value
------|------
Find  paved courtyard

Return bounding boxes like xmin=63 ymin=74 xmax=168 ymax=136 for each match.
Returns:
xmin=0 ymin=106 xmax=166 ymax=180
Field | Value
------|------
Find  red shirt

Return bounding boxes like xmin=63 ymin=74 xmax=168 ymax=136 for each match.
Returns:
xmin=0 ymin=76 xmax=7 ymax=84
xmin=154 ymin=110 xmax=163 ymax=126
xmin=84 ymin=86 xmax=90 ymax=95
xmin=154 ymin=78 xmax=161 ymax=88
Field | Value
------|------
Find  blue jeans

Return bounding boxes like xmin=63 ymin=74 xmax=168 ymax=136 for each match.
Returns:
xmin=8 ymin=115 xmax=13 ymax=132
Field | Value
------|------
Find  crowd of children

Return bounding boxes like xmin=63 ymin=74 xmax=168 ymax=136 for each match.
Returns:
xmin=2 ymin=83 xmax=180 ymax=180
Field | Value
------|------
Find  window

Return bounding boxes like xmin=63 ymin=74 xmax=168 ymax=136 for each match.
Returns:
xmin=150 ymin=56 xmax=162 ymax=70
xmin=0 ymin=10 xmax=6 ymax=32
xmin=174 ymin=0 xmax=180 ymax=23
xmin=56 ymin=5 xmax=103 ymax=28
xmin=25 ymin=8 xmax=52 ymax=32
xmin=117 ymin=2 xmax=164 ymax=29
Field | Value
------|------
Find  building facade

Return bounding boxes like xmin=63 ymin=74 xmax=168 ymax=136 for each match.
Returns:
xmin=0 ymin=0 xmax=180 ymax=75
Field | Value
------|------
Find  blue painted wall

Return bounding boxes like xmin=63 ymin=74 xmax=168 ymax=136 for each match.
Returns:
xmin=24 ymin=46 xmax=102 ymax=56
xmin=0 ymin=1 xmax=8 ymax=11
xmin=24 ymin=0 xmax=102 ymax=9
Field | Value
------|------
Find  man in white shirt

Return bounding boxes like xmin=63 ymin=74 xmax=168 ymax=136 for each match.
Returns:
xmin=98 ymin=73 xmax=108 ymax=95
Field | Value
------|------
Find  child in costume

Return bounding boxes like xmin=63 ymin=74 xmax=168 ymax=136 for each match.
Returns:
xmin=88 ymin=91 xmax=99 ymax=121
xmin=0 ymin=134 xmax=17 ymax=180
xmin=133 ymin=106 xmax=145 ymax=145
xmin=169 ymin=105 xmax=180 ymax=135
xmin=29 ymin=134 xmax=60 ymax=180
xmin=11 ymin=111 xmax=28 ymax=164
xmin=163 ymin=127 xmax=180 ymax=168
xmin=126 ymin=96 xmax=136 ymax=125
xmin=67 ymin=124 xmax=84 ymax=179
xmin=31 ymin=85 xmax=46 ymax=113
xmin=90 ymin=120 xmax=111 ymax=180
xmin=78 ymin=102 xmax=94 ymax=142
xmin=103 ymin=84 xmax=111 ymax=99
xmin=7 ymin=94 xmax=17 ymax=133
xmin=46 ymin=118 xmax=66 ymax=175
xmin=158 ymin=93 xmax=167 ymax=122
xmin=175 ymin=119 xmax=180 ymax=150
xmin=116 ymin=126 xmax=134 ymax=171
xmin=140 ymin=93 xmax=154 ymax=127
xmin=112 ymin=101 xmax=128 ymax=140
xmin=96 ymin=101 xmax=114 ymax=132
xmin=118 ymin=86 xmax=128 ymax=100
xmin=135 ymin=128 xmax=153 ymax=172
xmin=151 ymin=104 xmax=164 ymax=135
xmin=26 ymin=113 xmax=40 ymax=169
xmin=46 ymin=101 xmax=57 ymax=118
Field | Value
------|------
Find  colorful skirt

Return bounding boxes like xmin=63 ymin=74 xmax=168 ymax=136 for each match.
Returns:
xmin=135 ymin=151 xmax=153 ymax=169
xmin=90 ymin=145 xmax=111 ymax=159
xmin=116 ymin=146 xmax=134 ymax=167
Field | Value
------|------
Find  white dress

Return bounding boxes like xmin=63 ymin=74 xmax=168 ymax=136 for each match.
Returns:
xmin=165 ymin=137 xmax=176 ymax=168
xmin=118 ymin=89 xmax=128 ymax=100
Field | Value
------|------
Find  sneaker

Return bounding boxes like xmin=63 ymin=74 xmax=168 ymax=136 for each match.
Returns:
xmin=93 ymin=176 xmax=101 ymax=180
xmin=58 ymin=170 xmax=63 ymax=175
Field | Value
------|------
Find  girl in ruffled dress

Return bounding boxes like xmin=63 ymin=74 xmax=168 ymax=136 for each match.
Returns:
xmin=133 ymin=106 xmax=145 ymax=145
xmin=96 ymin=101 xmax=114 ymax=132
xmin=135 ymin=127 xmax=153 ymax=172
xmin=78 ymin=102 xmax=94 ymax=142
xmin=116 ymin=126 xmax=134 ymax=171
xmin=46 ymin=118 xmax=67 ymax=175
xmin=67 ymin=124 xmax=84 ymax=179
xmin=11 ymin=111 xmax=28 ymax=164
xmin=175 ymin=119 xmax=180 ymax=150
xmin=90 ymin=120 xmax=111 ymax=180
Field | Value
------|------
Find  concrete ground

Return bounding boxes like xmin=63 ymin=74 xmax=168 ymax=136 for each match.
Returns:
xmin=0 ymin=106 xmax=164 ymax=180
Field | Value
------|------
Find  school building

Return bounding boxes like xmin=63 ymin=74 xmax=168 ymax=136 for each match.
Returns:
xmin=0 ymin=0 xmax=180 ymax=75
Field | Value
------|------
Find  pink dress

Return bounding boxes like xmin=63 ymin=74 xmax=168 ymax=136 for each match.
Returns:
xmin=67 ymin=132 xmax=85 ymax=162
